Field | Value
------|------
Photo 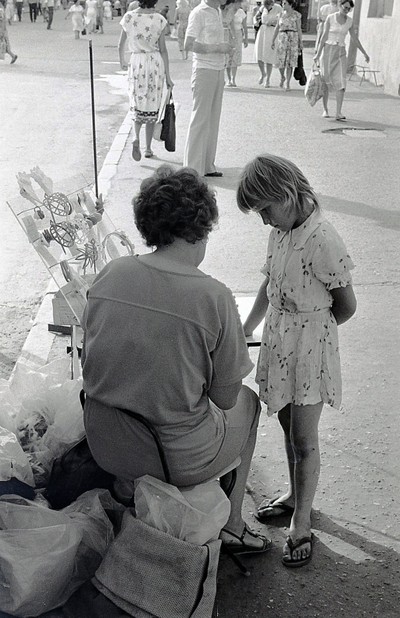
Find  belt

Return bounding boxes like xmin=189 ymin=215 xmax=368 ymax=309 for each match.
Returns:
xmin=281 ymin=30 xmax=296 ymax=32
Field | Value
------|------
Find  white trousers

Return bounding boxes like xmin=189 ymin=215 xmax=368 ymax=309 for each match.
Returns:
xmin=183 ymin=68 xmax=225 ymax=176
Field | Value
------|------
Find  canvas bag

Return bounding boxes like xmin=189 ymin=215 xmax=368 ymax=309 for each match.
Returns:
xmin=305 ymin=64 xmax=326 ymax=107
xmin=93 ymin=511 xmax=221 ymax=618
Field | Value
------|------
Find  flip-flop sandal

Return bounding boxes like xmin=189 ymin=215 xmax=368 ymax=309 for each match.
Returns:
xmin=221 ymin=524 xmax=272 ymax=555
xmin=335 ymin=115 xmax=347 ymax=121
xmin=144 ymin=150 xmax=154 ymax=158
xmin=282 ymin=534 xmax=314 ymax=568
xmin=131 ymin=140 xmax=141 ymax=161
xmin=256 ymin=499 xmax=294 ymax=522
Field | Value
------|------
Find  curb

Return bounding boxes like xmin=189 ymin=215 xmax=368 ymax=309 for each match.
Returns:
xmin=9 ymin=112 xmax=132 ymax=383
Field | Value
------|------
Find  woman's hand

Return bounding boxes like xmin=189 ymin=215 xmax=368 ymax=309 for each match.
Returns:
xmin=271 ymin=42 xmax=275 ymax=49
xmin=364 ymin=53 xmax=370 ymax=63
xmin=166 ymin=77 xmax=174 ymax=89
xmin=243 ymin=39 xmax=248 ymax=48
xmin=120 ymin=61 xmax=128 ymax=70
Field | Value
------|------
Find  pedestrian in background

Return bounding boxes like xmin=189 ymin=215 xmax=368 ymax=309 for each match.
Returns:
xmin=85 ymin=0 xmax=97 ymax=31
xmin=314 ymin=0 xmax=369 ymax=120
xmin=271 ymin=0 xmax=302 ymax=91
xmin=43 ymin=0 xmax=55 ymax=28
xmin=183 ymin=0 xmax=234 ymax=177
xmin=103 ymin=0 xmax=112 ymax=18
xmin=15 ymin=0 xmax=23 ymax=21
xmin=65 ymin=0 xmax=84 ymax=37
xmin=237 ymin=153 xmax=357 ymax=568
xmin=118 ymin=0 xmax=174 ymax=160
xmin=5 ymin=0 xmax=14 ymax=25
xmin=254 ymin=0 xmax=282 ymax=87
xmin=96 ymin=0 xmax=104 ymax=32
xmin=175 ymin=0 xmax=190 ymax=59
xmin=252 ymin=1 xmax=262 ymax=38
xmin=0 ymin=0 xmax=17 ymax=63
xmin=315 ymin=0 xmax=338 ymax=51
xmin=29 ymin=0 xmax=39 ymax=21
xmin=222 ymin=0 xmax=248 ymax=87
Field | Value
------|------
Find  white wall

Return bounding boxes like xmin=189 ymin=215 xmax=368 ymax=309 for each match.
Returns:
xmin=358 ymin=0 xmax=400 ymax=95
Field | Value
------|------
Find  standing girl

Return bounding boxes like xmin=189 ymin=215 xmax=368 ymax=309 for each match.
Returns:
xmin=237 ymin=154 xmax=356 ymax=567
xmin=119 ymin=0 xmax=174 ymax=160
xmin=314 ymin=0 xmax=369 ymax=120
xmin=271 ymin=0 xmax=302 ymax=91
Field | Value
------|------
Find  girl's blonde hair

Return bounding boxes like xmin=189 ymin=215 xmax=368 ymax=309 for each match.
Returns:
xmin=237 ymin=154 xmax=320 ymax=217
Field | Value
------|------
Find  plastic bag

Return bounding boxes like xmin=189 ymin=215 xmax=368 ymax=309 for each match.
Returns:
xmin=134 ymin=474 xmax=230 ymax=545
xmin=0 ymin=489 xmax=120 ymax=617
xmin=305 ymin=65 xmax=326 ymax=107
xmin=0 ymin=426 xmax=35 ymax=486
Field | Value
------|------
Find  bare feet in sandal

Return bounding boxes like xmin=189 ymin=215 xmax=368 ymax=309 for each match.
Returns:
xmin=256 ymin=497 xmax=294 ymax=521
xmin=220 ymin=524 xmax=272 ymax=555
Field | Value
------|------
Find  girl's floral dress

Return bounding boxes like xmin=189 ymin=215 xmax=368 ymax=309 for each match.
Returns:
xmin=257 ymin=210 xmax=354 ymax=416
xmin=120 ymin=11 xmax=167 ymax=123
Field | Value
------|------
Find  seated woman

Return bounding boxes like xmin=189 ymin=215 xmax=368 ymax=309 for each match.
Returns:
xmin=81 ymin=165 xmax=271 ymax=555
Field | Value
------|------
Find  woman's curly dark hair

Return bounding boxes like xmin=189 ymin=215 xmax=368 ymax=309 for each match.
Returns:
xmin=133 ymin=165 xmax=219 ymax=247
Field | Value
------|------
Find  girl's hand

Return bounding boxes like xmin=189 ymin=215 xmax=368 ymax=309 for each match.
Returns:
xmin=313 ymin=53 xmax=320 ymax=62
xmin=244 ymin=39 xmax=248 ymax=48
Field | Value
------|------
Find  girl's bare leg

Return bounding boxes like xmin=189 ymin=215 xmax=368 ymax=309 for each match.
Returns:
xmin=283 ymin=401 xmax=323 ymax=562
xmin=277 ymin=404 xmax=295 ymax=504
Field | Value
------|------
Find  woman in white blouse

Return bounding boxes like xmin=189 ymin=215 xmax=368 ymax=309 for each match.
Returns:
xmin=314 ymin=0 xmax=369 ymax=120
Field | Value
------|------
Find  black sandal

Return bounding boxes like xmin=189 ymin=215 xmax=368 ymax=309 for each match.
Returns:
xmin=221 ymin=524 xmax=272 ymax=555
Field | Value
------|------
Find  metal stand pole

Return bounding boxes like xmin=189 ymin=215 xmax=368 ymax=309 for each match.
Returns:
xmin=89 ymin=40 xmax=99 ymax=199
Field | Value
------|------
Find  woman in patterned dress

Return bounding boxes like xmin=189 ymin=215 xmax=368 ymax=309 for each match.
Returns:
xmin=271 ymin=0 xmax=302 ymax=91
xmin=119 ymin=0 xmax=174 ymax=161
xmin=223 ymin=0 xmax=248 ymax=87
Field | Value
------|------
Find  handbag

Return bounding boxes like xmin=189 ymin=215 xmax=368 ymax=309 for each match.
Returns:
xmin=305 ymin=64 xmax=326 ymax=107
xmin=160 ymin=89 xmax=176 ymax=152
xmin=294 ymin=51 xmax=307 ymax=86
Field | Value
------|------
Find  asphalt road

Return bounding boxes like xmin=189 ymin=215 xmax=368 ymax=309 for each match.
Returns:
xmin=0 ymin=13 xmax=128 ymax=379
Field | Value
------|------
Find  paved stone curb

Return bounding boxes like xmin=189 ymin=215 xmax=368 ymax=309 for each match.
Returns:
xmin=8 ymin=112 xmax=132 ymax=383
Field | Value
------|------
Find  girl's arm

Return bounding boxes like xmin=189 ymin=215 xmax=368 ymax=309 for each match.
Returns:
xmin=348 ymin=25 xmax=370 ymax=63
xmin=330 ymin=285 xmax=357 ymax=325
xmin=158 ymin=31 xmax=174 ymax=88
xmin=313 ymin=16 xmax=330 ymax=61
xmin=271 ymin=22 xmax=280 ymax=48
xmin=243 ymin=278 xmax=269 ymax=336
xmin=118 ymin=29 xmax=128 ymax=70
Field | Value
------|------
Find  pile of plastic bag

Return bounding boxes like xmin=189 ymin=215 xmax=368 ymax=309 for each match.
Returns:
xmin=0 ymin=357 xmax=85 ymax=490
xmin=0 ymin=489 xmax=123 ymax=616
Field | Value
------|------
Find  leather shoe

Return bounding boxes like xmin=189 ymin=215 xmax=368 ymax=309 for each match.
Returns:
xmin=204 ymin=171 xmax=223 ymax=177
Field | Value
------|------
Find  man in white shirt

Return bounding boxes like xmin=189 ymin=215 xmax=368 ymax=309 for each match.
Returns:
xmin=183 ymin=0 xmax=233 ymax=177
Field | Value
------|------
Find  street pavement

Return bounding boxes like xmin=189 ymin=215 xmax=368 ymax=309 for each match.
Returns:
xmin=5 ymin=23 xmax=400 ymax=618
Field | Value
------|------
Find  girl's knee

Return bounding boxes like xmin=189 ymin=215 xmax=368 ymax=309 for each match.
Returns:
xmin=290 ymin=435 xmax=319 ymax=462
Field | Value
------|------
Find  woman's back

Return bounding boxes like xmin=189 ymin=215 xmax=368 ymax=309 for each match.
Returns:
xmin=122 ymin=10 xmax=166 ymax=52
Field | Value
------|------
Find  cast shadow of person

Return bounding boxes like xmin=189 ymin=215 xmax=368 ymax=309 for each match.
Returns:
xmin=214 ymin=493 xmax=400 ymax=617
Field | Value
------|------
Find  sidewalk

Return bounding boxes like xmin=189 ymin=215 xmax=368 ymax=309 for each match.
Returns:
xmin=12 ymin=38 xmax=400 ymax=618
